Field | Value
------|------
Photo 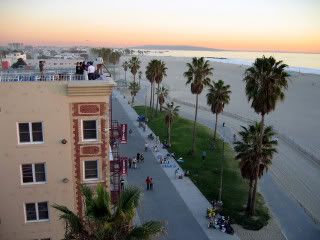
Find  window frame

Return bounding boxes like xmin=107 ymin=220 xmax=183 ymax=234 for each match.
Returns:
xmin=21 ymin=163 xmax=47 ymax=185
xmin=24 ymin=201 xmax=50 ymax=223
xmin=81 ymin=120 xmax=98 ymax=142
xmin=83 ymin=160 xmax=99 ymax=181
xmin=17 ymin=122 xmax=44 ymax=144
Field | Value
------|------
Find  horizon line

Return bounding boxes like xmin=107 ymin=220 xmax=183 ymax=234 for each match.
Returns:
xmin=1 ymin=43 xmax=319 ymax=55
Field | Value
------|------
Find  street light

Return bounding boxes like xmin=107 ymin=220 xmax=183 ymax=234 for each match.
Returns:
xmin=218 ymin=123 xmax=225 ymax=202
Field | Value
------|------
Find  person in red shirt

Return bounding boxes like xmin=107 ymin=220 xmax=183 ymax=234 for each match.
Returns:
xmin=146 ymin=176 xmax=151 ymax=190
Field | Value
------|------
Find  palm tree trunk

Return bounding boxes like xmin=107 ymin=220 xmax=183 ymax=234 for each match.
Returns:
xmin=131 ymin=95 xmax=134 ymax=106
xmin=125 ymin=71 xmax=126 ymax=81
xmin=133 ymin=73 xmax=136 ymax=83
xmin=155 ymin=83 xmax=160 ymax=114
xmin=152 ymin=84 xmax=156 ymax=114
xmin=250 ymin=114 xmax=265 ymax=215
xmin=191 ymin=94 xmax=199 ymax=155
xmin=168 ymin=122 xmax=171 ymax=145
xmin=246 ymin=179 xmax=253 ymax=212
xmin=152 ymin=84 xmax=155 ymax=109
xmin=149 ymin=83 xmax=153 ymax=108
xmin=214 ymin=113 xmax=218 ymax=141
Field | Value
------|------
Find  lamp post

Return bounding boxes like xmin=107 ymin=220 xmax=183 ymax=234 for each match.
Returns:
xmin=218 ymin=124 xmax=225 ymax=202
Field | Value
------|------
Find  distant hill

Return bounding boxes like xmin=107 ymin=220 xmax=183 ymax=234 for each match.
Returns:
xmin=132 ymin=45 xmax=223 ymax=51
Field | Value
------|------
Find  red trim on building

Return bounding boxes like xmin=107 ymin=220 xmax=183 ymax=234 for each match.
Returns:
xmin=73 ymin=102 xmax=106 ymax=116
xmin=72 ymin=102 xmax=108 ymax=215
xmin=72 ymin=118 xmax=82 ymax=215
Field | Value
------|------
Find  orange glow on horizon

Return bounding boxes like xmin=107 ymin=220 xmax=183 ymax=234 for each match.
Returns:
xmin=1 ymin=0 xmax=319 ymax=53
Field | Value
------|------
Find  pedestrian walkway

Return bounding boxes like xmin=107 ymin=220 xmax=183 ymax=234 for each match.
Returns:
xmin=113 ymin=91 xmax=238 ymax=240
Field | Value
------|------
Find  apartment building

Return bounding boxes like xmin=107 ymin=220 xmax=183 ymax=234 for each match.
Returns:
xmin=0 ymin=78 xmax=115 ymax=240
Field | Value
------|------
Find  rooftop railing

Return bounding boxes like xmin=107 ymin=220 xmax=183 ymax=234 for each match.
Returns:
xmin=0 ymin=72 xmax=85 ymax=82
xmin=0 ymin=65 xmax=113 ymax=82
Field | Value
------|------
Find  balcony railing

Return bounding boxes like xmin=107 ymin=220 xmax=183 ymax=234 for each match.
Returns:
xmin=0 ymin=72 xmax=86 ymax=82
xmin=0 ymin=65 xmax=113 ymax=82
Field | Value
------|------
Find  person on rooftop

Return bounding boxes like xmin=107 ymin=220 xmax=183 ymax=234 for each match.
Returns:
xmin=88 ymin=62 xmax=95 ymax=80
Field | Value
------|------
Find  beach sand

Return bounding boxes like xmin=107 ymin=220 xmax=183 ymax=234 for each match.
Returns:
xmin=117 ymin=55 xmax=320 ymax=235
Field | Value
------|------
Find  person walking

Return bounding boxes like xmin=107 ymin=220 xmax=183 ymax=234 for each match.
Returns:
xmin=150 ymin=177 xmax=154 ymax=190
xmin=202 ymin=151 xmax=207 ymax=161
xmin=145 ymin=176 xmax=151 ymax=190
xmin=128 ymin=157 xmax=132 ymax=169
xmin=133 ymin=157 xmax=137 ymax=169
xmin=137 ymin=152 xmax=141 ymax=163
xmin=120 ymin=178 xmax=125 ymax=191
xmin=144 ymin=142 xmax=149 ymax=151
xmin=140 ymin=153 xmax=144 ymax=163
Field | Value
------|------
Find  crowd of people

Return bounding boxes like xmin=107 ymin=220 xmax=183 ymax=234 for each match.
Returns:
xmin=37 ymin=59 xmax=103 ymax=81
xmin=128 ymin=152 xmax=145 ymax=169
xmin=75 ymin=61 xmax=102 ymax=80
xmin=127 ymin=151 xmax=155 ymax=191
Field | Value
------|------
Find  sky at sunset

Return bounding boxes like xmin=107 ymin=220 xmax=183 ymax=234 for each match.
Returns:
xmin=1 ymin=0 xmax=319 ymax=53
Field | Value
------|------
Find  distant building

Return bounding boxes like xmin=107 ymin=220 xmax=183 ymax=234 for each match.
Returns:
xmin=26 ymin=59 xmax=84 ymax=69
xmin=8 ymin=42 xmax=24 ymax=50
xmin=0 ymin=75 xmax=116 ymax=240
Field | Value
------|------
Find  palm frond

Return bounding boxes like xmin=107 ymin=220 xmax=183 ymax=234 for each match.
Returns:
xmin=126 ymin=220 xmax=165 ymax=240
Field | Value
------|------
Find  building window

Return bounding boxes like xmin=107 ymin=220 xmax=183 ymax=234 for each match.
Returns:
xmin=25 ymin=202 xmax=49 ymax=222
xmin=22 ymin=163 xmax=46 ymax=184
xmin=82 ymin=120 xmax=97 ymax=141
xmin=84 ymin=160 xmax=98 ymax=180
xmin=18 ymin=122 xmax=43 ymax=143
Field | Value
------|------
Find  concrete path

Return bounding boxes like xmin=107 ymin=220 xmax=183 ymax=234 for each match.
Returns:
xmin=112 ymin=91 xmax=238 ymax=240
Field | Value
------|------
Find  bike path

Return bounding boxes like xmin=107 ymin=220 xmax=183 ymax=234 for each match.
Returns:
xmin=112 ymin=92 xmax=237 ymax=240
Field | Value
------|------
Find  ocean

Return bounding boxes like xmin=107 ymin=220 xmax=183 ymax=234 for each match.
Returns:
xmin=145 ymin=49 xmax=320 ymax=75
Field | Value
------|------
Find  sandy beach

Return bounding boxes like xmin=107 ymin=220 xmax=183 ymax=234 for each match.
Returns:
xmin=118 ymin=55 xmax=320 ymax=226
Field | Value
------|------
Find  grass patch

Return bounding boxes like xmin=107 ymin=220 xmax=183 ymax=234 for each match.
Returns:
xmin=135 ymin=106 xmax=270 ymax=230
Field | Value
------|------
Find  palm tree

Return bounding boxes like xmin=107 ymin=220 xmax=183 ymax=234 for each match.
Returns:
xmin=122 ymin=61 xmax=129 ymax=81
xmin=184 ymin=57 xmax=213 ymax=155
xmin=206 ymin=80 xmax=231 ymax=141
xmin=156 ymin=86 xmax=169 ymax=111
xmin=138 ymin=70 xmax=143 ymax=85
xmin=234 ymin=123 xmax=277 ymax=214
xmin=52 ymin=184 xmax=165 ymax=240
xmin=154 ymin=60 xmax=167 ymax=113
xmin=128 ymin=81 xmax=141 ymax=106
xmin=163 ymin=102 xmax=180 ymax=146
xmin=244 ymin=55 xmax=289 ymax=215
xmin=145 ymin=60 xmax=157 ymax=109
xmin=129 ymin=56 xmax=141 ymax=83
